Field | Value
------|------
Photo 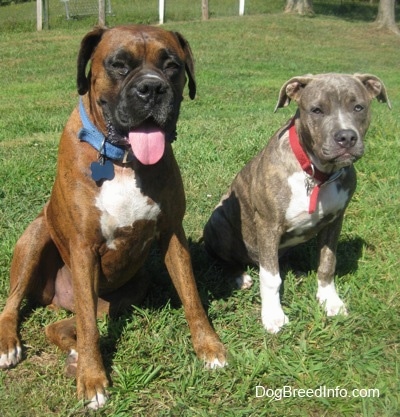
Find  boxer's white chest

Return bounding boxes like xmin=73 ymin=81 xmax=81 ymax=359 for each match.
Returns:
xmin=95 ymin=169 xmax=161 ymax=249
xmin=282 ymin=171 xmax=349 ymax=247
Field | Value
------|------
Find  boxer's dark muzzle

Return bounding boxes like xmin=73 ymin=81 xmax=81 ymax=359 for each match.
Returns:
xmin=102 ymin=72 xmax=180 ymax=144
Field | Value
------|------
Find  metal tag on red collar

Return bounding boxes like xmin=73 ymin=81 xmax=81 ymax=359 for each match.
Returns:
xmin=90 ymin=159 xmax=115 ymax=182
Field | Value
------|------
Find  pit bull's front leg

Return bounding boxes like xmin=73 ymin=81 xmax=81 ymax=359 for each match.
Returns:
xmin=316 ymin=215 xmax=348 ymax=316
xmin=256 ymin=214 xmax=289 ymax=334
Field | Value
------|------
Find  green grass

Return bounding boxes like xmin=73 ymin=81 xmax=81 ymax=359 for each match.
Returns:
xmin=1 ymin=9 xmax=400 ymax=417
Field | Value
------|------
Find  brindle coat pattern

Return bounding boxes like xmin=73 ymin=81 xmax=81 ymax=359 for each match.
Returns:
xmin=204 ymin=73 xmax=390 ymax=333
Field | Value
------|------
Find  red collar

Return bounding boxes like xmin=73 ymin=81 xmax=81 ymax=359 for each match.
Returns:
xmin=288 ymin=120 xmax=331 ymax=214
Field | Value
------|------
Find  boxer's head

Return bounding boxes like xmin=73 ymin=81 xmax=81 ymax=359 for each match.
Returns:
xmin=77 ymin=25 xmax=196 ymax=165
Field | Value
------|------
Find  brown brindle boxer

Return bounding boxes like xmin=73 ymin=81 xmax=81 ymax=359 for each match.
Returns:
xmin=0 ymin=25 xmax=226 ymax=409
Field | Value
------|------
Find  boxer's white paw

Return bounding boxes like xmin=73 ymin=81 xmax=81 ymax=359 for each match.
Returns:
xmin=317 ymin=283 xmax=347 ymax=316
xmin=205 ymin=357 xmax=227 ymax=369
xmin=87 ymin=392 xmax=108 ymax=410
xmin=262 ymin=305 xmax=289 ymax=334
xmin=65 ymin=349 xmax=78 ymax=377
xmin=0 ymin=345 xmax=22 ymax=369
xmin=235 ymin=273 xmax=253 ymax=290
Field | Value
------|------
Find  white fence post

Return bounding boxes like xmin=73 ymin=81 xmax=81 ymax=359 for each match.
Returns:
xmin=239 ymin=0 xmax=245 ymax=15
xmin=159 ymin=0 xmax=165 ymax=24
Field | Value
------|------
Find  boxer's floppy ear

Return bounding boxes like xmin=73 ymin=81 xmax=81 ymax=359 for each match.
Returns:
xmin=354 ymin=73 xmax=392 ymax=109
xmin=274 ymin=75 xmax=314 ymax=112
xmin=173 ymin=32 xmax=196 ymax=100
xmin=77 ymin=26 xmax=107 ymax=96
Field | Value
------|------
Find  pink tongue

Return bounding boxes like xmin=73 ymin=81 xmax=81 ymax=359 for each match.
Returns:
xmin=128 ymin=127 xmax=166 ymax=165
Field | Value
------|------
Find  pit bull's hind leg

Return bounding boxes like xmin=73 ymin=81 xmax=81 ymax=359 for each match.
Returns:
xmin=0 ymin=209 xmax=60 ymax=368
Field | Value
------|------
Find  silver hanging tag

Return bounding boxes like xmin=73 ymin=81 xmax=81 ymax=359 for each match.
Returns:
xmin=304 ymin=174 xmax=315 ymax=196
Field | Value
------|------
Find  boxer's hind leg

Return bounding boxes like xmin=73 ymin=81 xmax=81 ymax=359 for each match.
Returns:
xmin=0 ymin=209 xmax=59 ymax=369
xmin=45 ymin=267 xmax=150 ymax=406
xmin=45 ymin=317 xmax=79 ymax=377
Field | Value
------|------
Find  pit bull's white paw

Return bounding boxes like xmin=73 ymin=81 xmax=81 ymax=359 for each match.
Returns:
xmin=0 ymin=346 xmax=22 ymax=369
xmin=235 ymin=273 xmax=253 ymax=290
xmin=317 ymin=284 xmax=348 ymax=316
xmin=87 ymin=392 xmax=108 ymax=410
xmin=262 ymin=306 xmax=289 ymax=334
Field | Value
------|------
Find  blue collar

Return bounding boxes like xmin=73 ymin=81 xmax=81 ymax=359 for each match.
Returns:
xmin=78 ymin=98 xmax=132 ymax=162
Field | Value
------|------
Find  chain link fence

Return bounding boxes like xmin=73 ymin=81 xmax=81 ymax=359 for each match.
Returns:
xmin=0 ymin=0 xmax=385 ymax=32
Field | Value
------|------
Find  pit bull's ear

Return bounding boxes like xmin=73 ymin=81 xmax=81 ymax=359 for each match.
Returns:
xmin=77 ymin=27 xmax=107 ymax=96
xmin=274 ymin=75 xmax=314 ymax=113
xmin=354 ymin=73 xmax=392 ymax=109
xmin=174 ymin=32 xmax=196 ymax=100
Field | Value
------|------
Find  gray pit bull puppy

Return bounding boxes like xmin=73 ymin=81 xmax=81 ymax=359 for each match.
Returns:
xmin=203 ymin=73 xmax=390 ymax=333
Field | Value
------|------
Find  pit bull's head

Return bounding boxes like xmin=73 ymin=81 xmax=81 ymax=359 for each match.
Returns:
xmin=275 ymin=73 xmax=390 ymax=172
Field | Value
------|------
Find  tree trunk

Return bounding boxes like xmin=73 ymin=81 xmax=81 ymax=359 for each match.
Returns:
xmin=285 ymin=0 xmax=314 ymax=15
xmin=375 ymin=0 xmax=400 ymax=34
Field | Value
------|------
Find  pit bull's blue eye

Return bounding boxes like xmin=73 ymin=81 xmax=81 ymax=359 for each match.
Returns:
xmin=311 ymin=107 xmax=323 ymax=115
xmin=354 ymin=105 xmax=364 ymax=112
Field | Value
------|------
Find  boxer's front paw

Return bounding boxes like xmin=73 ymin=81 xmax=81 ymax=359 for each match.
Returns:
xmin=77 ymin=367 xmax=109 ymax=410
xmin=317 ymin=284 xmax=348 ymax=316
xmin=196 ymin=337 xmax=228 ymax=369
xmin=87 ymin=392 xmax=108 ymax=410
xmin=262 ymin=305 xmax=289 ymax=334
xmin=0 ymin=344 xmax=22 ymax=369
xmin=0 ymin=322 xmax=22 ymax=369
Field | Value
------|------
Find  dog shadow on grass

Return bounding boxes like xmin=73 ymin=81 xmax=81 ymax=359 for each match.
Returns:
xmin=101 ymin=233 xmax=367 ymax=372
xmin=14 ymin=232 xmax=367 ymax=384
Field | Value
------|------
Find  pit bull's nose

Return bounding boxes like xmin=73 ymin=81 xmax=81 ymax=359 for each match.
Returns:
xmin=134 ymin=77 xmax=167 ymax=102
xmin=334 ymin=129 xmax=358 ymax=148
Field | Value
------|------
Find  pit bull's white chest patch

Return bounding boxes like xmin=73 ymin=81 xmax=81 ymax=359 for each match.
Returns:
xmin=95 ymin=170 xmax=161 ymax=249
xmin=282 ymin=171 xmax=349 ymax=248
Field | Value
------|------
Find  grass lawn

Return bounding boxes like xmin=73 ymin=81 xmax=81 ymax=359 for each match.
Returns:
xmin=0 ymin=9 xmax=399 ymax=417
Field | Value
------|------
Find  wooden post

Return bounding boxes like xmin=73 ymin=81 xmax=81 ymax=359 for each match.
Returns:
xmin=202 ymin=0 xmax=209 ymax=20
xmin=36 ymin=0 xmax=43 ymax=31
xmin=98 ymin=0 xmax=106 ymax=26
xmin=239 ymin=0 xmax=245 ymax=16
xmin=43 ymin=0 xmax=49 ymax=29
xmin=159 ymin=0 xmax=165 ymax=24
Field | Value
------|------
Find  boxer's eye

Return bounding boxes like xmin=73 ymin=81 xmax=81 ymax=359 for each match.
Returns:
xmin=111 ymin=61 xmax=129 ymax=76
xmin=354 ymin=104 xmax=364 ymax=112
xmin=164 ymin=61 xmax=181 ymax=74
